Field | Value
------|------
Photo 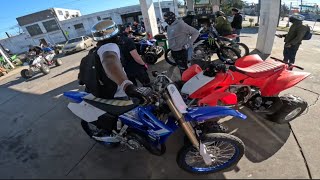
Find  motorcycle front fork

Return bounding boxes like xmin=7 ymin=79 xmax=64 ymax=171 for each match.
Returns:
xmin=163 ymin=92 xmax=200 ymax=149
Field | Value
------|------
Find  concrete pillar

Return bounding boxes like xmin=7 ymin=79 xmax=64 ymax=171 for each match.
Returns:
xmin=256 ymin=0 xmax=280 ymax=54
xmin=139 ymin=0 xmax=159 ymax=36
xmin=186 ymin=0 xmax=194 ymax=12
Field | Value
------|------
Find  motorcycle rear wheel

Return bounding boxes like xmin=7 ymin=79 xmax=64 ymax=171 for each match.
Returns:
xmin=268 ymin=95 xmax=307 ymax=124
xmin=177 ymin=133 xmax=244 ymax=174
xmin=228 ymin=43 xmax=249 ymax=57
xmin=144 ymin=52 xmax=158 ymax=64
xmin=165 ymin=49 xmax=177 ymax=66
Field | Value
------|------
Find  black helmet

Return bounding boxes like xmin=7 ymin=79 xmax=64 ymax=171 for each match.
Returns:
xmin=91 ymin=20 xmax=120 ymax=41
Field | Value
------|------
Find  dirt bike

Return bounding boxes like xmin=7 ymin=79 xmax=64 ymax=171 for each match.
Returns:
xmin=63 ymin=76 xmax=246 ymax=174
xmin=20 ymin=51 xmax=62 ymax=79
xmin=134 ymin=38 xmax=164 ymax=64
xmin=179 ymin=54 xmax=310 ymax=124
xmin=165 ymin=27 xmax=241 ymax=67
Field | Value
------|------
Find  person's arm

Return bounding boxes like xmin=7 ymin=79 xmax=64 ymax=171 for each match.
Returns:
xmin=126 ymin=38 xmax=146 ymax=66
xmin=183 ymin=22 xmax=200 ymax=43
xmin=130 ymin=50 xmax=146 ymax=65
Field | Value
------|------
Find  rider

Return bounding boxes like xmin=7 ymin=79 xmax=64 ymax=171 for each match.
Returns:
xmin=83 ymin=20 xmax=156 ymax=103
xmin=215 ymin=11 xmax=233 ymax=36
xmin=164 ymin=11 xmax=199 ymax=74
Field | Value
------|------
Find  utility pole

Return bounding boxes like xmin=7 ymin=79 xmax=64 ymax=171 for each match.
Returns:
xmin=0 ymin=44 xmax=14 ymax=69
xmin=255 ymin=0 xmax=261 ymax=26
xmin=158 ymin=0 xmax=163 ymax=21
xmin=300 ymin=0 xmax=303 ymax=12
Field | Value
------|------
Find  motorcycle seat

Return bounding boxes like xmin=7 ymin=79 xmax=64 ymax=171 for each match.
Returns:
xmin=236 ymin=60 xmax=285 ymax=78
xmin=83 ymin=97 xmax=138 ymax=116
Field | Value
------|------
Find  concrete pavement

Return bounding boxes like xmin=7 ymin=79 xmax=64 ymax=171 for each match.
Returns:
xmin=0 ymin=31 xmax=319 ymax=179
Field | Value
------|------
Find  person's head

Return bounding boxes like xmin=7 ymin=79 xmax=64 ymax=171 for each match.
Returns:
xmin=124 ymin=25 xmax=132 ymax=33
xmin=91 ymin=19 xmax=120 ymax=46
xmin=289 ymin=13 xmax=304 ymax=23
xmin=216 ymin=11 xmax=225 ymax=17
xmin=232 ymin=8 xmax=239 ymax=15
xmin=163 ymin=11 xmax=176 ymax=25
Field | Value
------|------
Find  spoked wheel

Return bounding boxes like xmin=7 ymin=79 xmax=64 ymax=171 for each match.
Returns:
xmin=165 ymin=49 xmax=177 ymax=66
xmin=40 ymin=64 xmax=50 ymax=75
xmin=81 ymin=120 xmax=120 ymax=147
xmin=20 ymin=69 xmax=33 ymax=79
xmin=268 ymin=95 xmax=307 ymax=124
xmin=177 ymin=133 xmax=244 ymax=174
xmin=217 ymin=46 xmax=241 ymax=65
xmin=229 ymin=43 xmax=249 ymax=57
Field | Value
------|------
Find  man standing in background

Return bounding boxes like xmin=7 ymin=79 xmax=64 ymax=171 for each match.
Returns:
xmin=231 ymin=8 xmax=243 ymax=42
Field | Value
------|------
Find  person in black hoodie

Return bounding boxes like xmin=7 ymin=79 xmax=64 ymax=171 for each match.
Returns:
xmin=231 ymin=8 xmax=243 ymax=42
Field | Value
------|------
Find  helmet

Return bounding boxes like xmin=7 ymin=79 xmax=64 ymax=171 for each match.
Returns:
xmin=91 ymin=20 xmax=120 ymax=41
xmin=216 ymin=11 xmax=225 ymax=17
xmin=289 ymin=13 xmax=305 ymax=21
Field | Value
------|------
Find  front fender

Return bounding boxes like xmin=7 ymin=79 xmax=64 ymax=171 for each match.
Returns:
xmin=185 ymin=106 xmax=246 ymax=122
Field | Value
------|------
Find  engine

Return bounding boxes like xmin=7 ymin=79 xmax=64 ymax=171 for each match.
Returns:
xmin=228 ymin=85 xmax=256 ymax=104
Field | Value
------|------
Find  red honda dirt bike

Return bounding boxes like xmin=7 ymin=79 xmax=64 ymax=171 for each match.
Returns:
xmin=179 ymin=54 xmax=310 ymax=124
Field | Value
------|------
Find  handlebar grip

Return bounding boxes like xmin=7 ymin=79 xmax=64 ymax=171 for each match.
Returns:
xmin=229 ymin=66 xmax=246 ymax=75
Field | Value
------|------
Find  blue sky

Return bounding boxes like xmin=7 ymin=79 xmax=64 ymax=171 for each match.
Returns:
xmin=0 ymin=0 xmax=319 ymax=38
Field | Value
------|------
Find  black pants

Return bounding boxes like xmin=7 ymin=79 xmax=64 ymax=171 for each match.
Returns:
xmin=283 ymin=44 xmax=300 ymax=64
xmin=127 ymin=68 xmax=151 ymax=87
xmin=171 ymin=49 xmax=188 ymax=74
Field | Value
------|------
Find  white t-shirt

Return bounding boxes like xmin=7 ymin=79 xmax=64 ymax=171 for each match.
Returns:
xmin=97 ymin=43 xmax=127 ymax=98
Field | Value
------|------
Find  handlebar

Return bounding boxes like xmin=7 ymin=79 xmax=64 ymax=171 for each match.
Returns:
xmin=270 ymin=57 xmax=304 ymax=70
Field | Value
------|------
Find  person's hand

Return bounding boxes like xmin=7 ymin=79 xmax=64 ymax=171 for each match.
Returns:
xmin=125 ymin=84 xmax=159 ymax=105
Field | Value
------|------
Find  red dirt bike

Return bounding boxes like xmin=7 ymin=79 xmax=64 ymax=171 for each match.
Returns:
xmin=179 ymin=54 xmax=310 ymax=124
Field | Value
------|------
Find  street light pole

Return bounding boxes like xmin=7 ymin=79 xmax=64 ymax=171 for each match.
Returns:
xmin=158 ymin=0 xmax=163 ymax=21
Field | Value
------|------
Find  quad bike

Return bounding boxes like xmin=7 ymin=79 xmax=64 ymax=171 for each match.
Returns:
xmin=21 ymin=51 xmax=62 ymax=79
xmin=165 ymin=27 xmax=241 ymax=67
xmin=134 ymin=38 xmax=164 ymax=64
xmin=178 ymin=54 xmax=310 ymax=124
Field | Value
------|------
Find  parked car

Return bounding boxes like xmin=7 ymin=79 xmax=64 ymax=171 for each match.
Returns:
xmin=62 ymin=36 xmax=94 ymax=55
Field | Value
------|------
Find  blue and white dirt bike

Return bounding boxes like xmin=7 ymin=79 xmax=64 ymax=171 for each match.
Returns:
xmin=63 ymin=74 xmax=246 ymax=174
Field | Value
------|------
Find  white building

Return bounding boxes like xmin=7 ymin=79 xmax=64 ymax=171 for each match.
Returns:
xmin=60 ymin=1 xmax=177 ymax=39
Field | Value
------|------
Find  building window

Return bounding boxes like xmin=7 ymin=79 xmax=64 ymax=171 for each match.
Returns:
xmin=42 ymin=19 xmax=59 ymax=32
xmin=162 ymin=8 xmax=170 ymax=13
xmin=97 ymin=16 xmax=101 ymax=21
xmin=74 ymin=23 xmax=84 ymax=29
xmin=65 ymin=11 xmax=70 ymax=17
xmin=26 ymin=24 xmax=43 ymax=36
xmin=58 ymin=10 xmax=63 ymax=15
xmin=102 ymin=17 xmax=112 ymax=20
xmin=76 ymin=12 xmax=79 ymax=17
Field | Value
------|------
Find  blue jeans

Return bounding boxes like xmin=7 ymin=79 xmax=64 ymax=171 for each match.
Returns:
xmin=233 ymin=29 xmax=241 ymax=42
xmin=187 ymin=47 xmax=193 ymax=61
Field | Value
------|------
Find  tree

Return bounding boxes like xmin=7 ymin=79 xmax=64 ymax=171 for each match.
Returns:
xmin=280 ymin=3 xmax=290 ymax=19
xmin=220 ymin=0 xmax=245 ymax=15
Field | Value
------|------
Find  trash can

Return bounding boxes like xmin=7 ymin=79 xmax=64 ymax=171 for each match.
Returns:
xmin=154 ymin=34 xmax=169 ymax=51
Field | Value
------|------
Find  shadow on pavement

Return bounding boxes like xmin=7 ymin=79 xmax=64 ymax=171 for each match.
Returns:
xmin=51 ymin=66 xmax=79 ymax=79
xmin=223 ymin=107 xmax=291 ymax=163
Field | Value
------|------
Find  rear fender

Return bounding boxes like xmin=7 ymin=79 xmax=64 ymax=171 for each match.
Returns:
xmin=235 ymin=54 xmax=263 ymax=68
xmin=198 ymin=92 xmax=238 ymax=106
xmin=185 ymin=106 xmax=246 ymax=122
xmin=261 ymin=70 xmax=310 ymax=96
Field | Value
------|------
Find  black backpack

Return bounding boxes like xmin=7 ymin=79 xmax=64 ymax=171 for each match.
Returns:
xmin=303 ymin=25 xmax=312 ymax=40
xmin=78 ymin=48 xmax=118 ymax=99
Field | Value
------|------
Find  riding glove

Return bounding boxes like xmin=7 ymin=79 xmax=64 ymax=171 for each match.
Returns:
xmin=125 ymin=84 xmax=158 ymax=105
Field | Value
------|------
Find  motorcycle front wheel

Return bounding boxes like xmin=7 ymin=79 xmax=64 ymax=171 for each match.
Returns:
xmin=176 ymin=133 xmax=244 ymax=174
xmin=228 ymin=43 xmax=250 ymax=57
xmin=20 ymin=69 xmax=33 ymax=79
xmin=40 ymin=64 xmax=50 ymax=75
xmin=217 ymin=46 xmax=241 ymax=65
